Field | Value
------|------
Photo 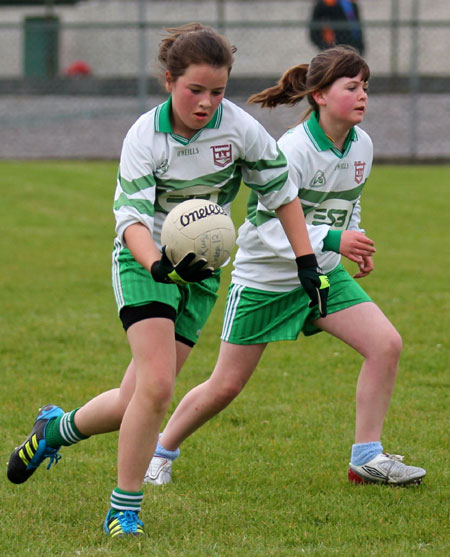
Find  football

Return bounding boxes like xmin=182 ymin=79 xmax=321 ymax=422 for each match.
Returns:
xmin=161 ymin=199 xmax=236 ymax=270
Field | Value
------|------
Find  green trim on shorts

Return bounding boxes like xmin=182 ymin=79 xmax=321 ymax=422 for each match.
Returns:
xmin=112 ymin=240 xmax=221 ymax=345
xmin=221 ymin=264 xmax=372 ymax=345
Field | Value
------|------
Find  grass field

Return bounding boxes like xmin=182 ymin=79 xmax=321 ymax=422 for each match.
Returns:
xmin=1 ymin=161 xmax=449 ymax=556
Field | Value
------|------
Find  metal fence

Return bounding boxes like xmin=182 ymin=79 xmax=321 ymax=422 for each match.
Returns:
xmin=0 ymin=0 xmax=449 ymax=161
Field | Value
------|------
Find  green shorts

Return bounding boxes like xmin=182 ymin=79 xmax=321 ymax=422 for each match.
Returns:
xmin=112 ymin=242 xmax=221 ymax=345
xmin=221 ymin=264 xmax=372 ymax=344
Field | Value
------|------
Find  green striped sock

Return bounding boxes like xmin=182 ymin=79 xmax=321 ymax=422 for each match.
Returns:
xmin=110 ymin=488 xmax=143 ymax=514
xmin=45 ymin=409 xmax=89 ymax=448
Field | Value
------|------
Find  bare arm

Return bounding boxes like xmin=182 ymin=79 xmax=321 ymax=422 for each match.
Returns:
xmin=123 ymin=223 xmax=161 ymax=272
xmin=275 ymin=197 xmax=314 ymax=257
xmin=276 ymin=197 xmax=329 ymax=317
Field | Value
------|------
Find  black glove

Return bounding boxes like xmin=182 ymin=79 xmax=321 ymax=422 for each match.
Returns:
xmin=151 ymin=247 xmax=213 ymax=285
xmin=150 ymin=247 xmax=174 ymax=283
xmin=169 ymin=251 xmax=214 ymax=284
xmin=296 ymin=254 xmax=330 ymax=318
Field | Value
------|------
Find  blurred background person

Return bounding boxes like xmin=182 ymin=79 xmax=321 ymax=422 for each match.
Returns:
xmin=309 ymin=0 xmax=365 ymax=54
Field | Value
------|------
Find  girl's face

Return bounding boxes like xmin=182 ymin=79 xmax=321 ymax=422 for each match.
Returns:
xmin=315 ymin=71 xmax=368 ymax=127
xmin=166 ymin=63 xmax=229 ymax=138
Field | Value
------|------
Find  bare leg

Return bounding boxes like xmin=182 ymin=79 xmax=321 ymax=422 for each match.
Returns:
xmin=74 ymin=360 xmax=136 ymax=435
xmin=314 ymin=302 xmax=402 ymax=443
xmin=118 ymin=317 xmax=178 ymax=492
xmin=74 ymin=340 xmax=192 ymax=436
xmin=160 ymin=341 xmax=267 ymax=451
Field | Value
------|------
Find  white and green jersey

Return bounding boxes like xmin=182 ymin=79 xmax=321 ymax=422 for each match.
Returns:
xmin=113 ymin=97 xmax=298 ymax=251
xmin=232 ymin=111 xmax=373 ymax=292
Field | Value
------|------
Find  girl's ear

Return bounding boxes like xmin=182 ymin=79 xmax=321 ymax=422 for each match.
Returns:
xmin=165 ymin=70 xmax=173 ymax=93
xmin=312 ymin=89 xmax=326 ymax=107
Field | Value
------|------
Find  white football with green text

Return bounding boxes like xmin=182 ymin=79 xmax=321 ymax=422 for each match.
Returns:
xmin=161 ymin=199 xmax=236 ymax=270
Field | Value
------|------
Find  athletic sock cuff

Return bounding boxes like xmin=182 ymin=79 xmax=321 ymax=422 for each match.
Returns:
xmin=154 ymin=439 xmax=180 ymax=461
xmin=44 ymin=408 xmax=87 ymax=448
xmin=59 ymin=409 xmax=89 ymax=445
xmin=351 ymin=441 xmax=383 ymax=466
xmin=110 ymin=488 xmax=143 ymax=512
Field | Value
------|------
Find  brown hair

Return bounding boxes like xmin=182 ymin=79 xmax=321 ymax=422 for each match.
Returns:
xmin=248 ymin=45 xmax=370 ymax=121
xmin=158 ymin=23 xmax=237 ymax=82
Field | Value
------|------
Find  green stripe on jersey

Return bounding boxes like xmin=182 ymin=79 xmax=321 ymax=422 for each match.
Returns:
xmin=237 ymin=145 xmax=287 ymax=171
xmin=119 ymin=172 xmax=155 ymax=194
xmin=246 ymin=190 xmax=259 ymax=225
xmin=114 ymin=193 xmax=155 ymax=216
xmin=154 ymin=164 xmax=236 ymax=191
xmin=300 ymin=181 xmax=365 ymax=204
xmin=244 ymin=169 xmax=289 ymax=196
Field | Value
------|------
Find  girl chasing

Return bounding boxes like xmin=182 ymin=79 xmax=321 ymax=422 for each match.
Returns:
xmin=147 ymin=45 xmax=426 ymax=489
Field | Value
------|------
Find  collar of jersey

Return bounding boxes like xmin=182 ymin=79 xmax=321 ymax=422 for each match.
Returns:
xmin=304 ymin=111 xmax=357 ymax=157
xmin=154 ymin=96 xmax=223 ymax=145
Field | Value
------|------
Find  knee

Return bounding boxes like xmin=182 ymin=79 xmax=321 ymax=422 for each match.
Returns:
xmin=386 ymin=329 xmax=402 ymax=362
xmin=138 ymin=375 xmax=175 ymax=414
xmin=372 ymin=328 xmax=402 ymax=368
xmin=153 ymin=378 xmax=175 ymax=411
xmin=209 ymin=379 xmax=244 ymax=408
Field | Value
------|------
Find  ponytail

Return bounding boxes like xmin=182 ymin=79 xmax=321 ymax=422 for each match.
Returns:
xmin=248 ymin=64 xmax=310 ymax=108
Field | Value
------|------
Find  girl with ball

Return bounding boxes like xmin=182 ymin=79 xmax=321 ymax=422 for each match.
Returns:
xmin=7 ymin=24 xmax=328 ymax=537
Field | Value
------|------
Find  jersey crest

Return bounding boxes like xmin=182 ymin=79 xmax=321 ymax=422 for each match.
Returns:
xmin=310 ymin=170 xmax=326 ymax=187
xmin=211 ymin=144 xmax=232 ymax=167
xmin=154 ymin=159 xmax=169 ymax=176
xmin=354 ymin=161 xmax=366 ymax=184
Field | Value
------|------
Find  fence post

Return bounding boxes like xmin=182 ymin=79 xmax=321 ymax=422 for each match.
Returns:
xmin=217 ymin=0 xmax=225 ymax=33
xmin=390 ymin=0 xmax=399 ymax=76
xmin=408 ymin=0 xmax=420 ymax=159
xmin=137 ymin=0 xmax=148 ymax=115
